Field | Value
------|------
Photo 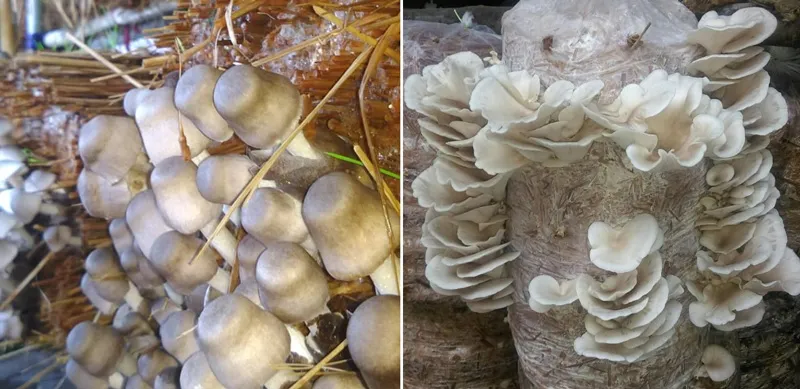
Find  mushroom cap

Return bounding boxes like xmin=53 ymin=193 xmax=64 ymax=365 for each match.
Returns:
xmin=78 ymin=169 xmax=133 ymax=220
xmin=233 ymin=280 xmax=263 ymax=308
xmin=125 ymin=190 xmax=175 ymax=259
xmin=242 ymin=187 xmax=309 ymax=245
xmin=255 ymin=242 xmax=329 ymax=323
xmin=66 ymin=321 xmax=125 ymax=377
xmin=159 ymin=310 xmax=200 ymax=363
xmin=174 ymin=65 xmax=233 ymax=142
xmin=151 ymin=156 xmax=222 ymax=234
xmin=196 ymin=154 xmax=256 ymax=205
xmin=197 ymin=293 xmax=290 ymax=389
xmin=134 ymin=87 xmax=211 ymax=164
xmin=85 ymin=247 xmax=124 ymax=277
xmin=109 ymin=218 xmax=134 ymax=256
xmin=588 ymin=214 xmax=660 ymax=273
xmin=312 ymin=375 xmax=367 ymax=389
xmin=150 ymin=297 xmax=181 ymax=326
xmin=213 ymin=65 xmax=302 ymax=149
xmin=112 ymin=305 xmax=152 ymax=336
xmin=527 ymin=275 xmax=578 ymax=308
xmin=80 ymin=274 xmax=118 ymax=315
xmin=303 ymin=172 xmax=400 ymax=281
xmin=137 ymin=349 xmax=178 ymax=385
xmin=237 ymin=234 xmax=265 ymax=282
xmin=0 ymin=160 xmax=27 ymax=182
xmin=124 ymin=88 xmax=148 ymax=117
xmin=0 ymin=240 xmax=18 ymax=270
xmin=79 ymin=115 xmax=145 ymax=182
xmin=0 ymin=188 xmax=42 ymax=223
xmin=125 ymin=375 xmax=154 ymax=389
xmin=0 ymin=145 xmax=24 ymax=162
xmin=346 ymin=295 xmax=400 ymax=389
xmin=120 ymin=245 xmax=166 ymax=288
xmin=150 ymin=231 xmax=221 ymax=294
xmin=154 ymin=366 xmax=180 ymax=389
xmin=23 ymin=169 xmax=57 ymax=192
xmin=43 ymin=225 xmax=73 ymax=252
xmin=65 ymin=358 xmax=109 ymax=389
xmin=700 ymin=344 xmax=736 ymax=382
xmin=179 ymin=352 xmax=225 ymax=389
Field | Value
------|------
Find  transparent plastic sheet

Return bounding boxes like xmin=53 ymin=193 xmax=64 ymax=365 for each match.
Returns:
xmin=503 ymin=0 xmax=702 ymax=99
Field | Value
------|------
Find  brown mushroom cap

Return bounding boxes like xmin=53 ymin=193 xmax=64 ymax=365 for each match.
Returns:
xmin=346 ymin=295 xmax=400 ymax=389
xmin=134 ymin=87 xmax=211 ymax=164
xmin=78 ymin=115 xmax=145 ymax=182
xmin=137 ymin=349 xmax=178 ymax=385
xmin=80 ymin=273 xmax=118 ymax=315
xmin=84 ymin=248 xmax=134 ymax=305
xmin=213 ymin=65 xmax=302 ymax=149
xmin=154 ymin=366 xmax=180 ymax=389
xmin=66 ymin=358 xmax=110 ymax=389
xmin=196 ymin=154 xmax=256 ymax=205
xmin=180 ymin=352 xmax=225 ymax=389
xmin=125 ymin=190 xmax=175 ymax=259
xmin=150 ymin=231 xmax=226 ymax=294
xmin=109 ymin=218 xmax=135 ymax=256
xmin=160 ymin=310 xmax=200 ymax=363
xmin=242 ymin=187 xmax=309 ymax=246
xmin=174 ymin=64 xmax=233 ymax=142
xmin=150 ymin=297 xmax=181 ymax=326
xmin=256 ymin=242 xmax=329 ymax=323
xmin=120 ymin=245 xmax=165 ymax=289
xmin=313 ymin=375 xmax=367 ymax=389
xmin=151 ymin=156 xmax=222 ymax=234
xmin=66 ymin=321 xmax=126 ymax=377
xmin=78 ymin=169 xmax=135 ymax=219
xmin=237 ymin=234 xmax=266 ymax=282
xmin=302 ymin=172 xmax=399 ymax=281
xmin=197 ymin=293 xmax=291 ymax=389
xmin=112 ymin=304 xmax=153 ymax=337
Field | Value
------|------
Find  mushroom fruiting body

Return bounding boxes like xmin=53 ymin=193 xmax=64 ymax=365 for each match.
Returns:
xmin=687 ymin=8 xmax=777 ymax=55
xmin=159 ymin=310 xmax=200 ymax=363
xmin=66 ymin=321 xmax=135 ymax=377
xmin=125 ymin=190 xmax=175 ymax=259
xmin=527 ymin=275 xmax=578 ymax=313
xmin=0 ymin=188 xmax=61 ymax=223
xmin=149 ymin=231 xmax=229 ymax=294
xmin=196 ymin=154 xmax=256 ymax=205
xmin=197 ymin=293 xmax=290 ymax=389
xmin=174 ymin=64 xmax=234 ymax=142
xmin=84 ymin=247 xmax=144 ymax=310
xmin=588 ymin=214 xmax=662 ymax=273
xmin=697 ymin=344 xmax=736 ymax=382
xmin=79 ymin=115 xmax=147 ymax=183
xmin=242 ymin=187 xmax=312 ymax=249
xmin=179 ymin=352 xmax=225 ymax=389
xmin=303 ymin=172 xmax=400 ymax=294
xmin=347 ymin=295 xmax=400 ymax=389
xmin=66 ymin=358 xmax=125 ymax=389
xmin=150 ymin=156 xmax=222 ymax=234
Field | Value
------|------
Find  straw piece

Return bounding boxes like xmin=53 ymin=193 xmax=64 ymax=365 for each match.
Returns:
xmin=287 ymin=340 xmax=348 ymax=389
xmin=0 ymin=251 xmax=58 ymax=310
xmin=312 ymin=5 xmax=399 ymax=62
xmin=63 ymin=33 xmax=144 ymax=88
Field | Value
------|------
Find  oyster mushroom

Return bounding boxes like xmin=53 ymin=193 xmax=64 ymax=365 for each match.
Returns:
xmin=196 ymin=154 xmax=257 ymax=205
xmin=149 ymin=231 xmax=230 ymax=294
xmin=78 ymin=115 xmax=147 ymax=182
xmin=688 ymin=8 xmax=777 ymax=55
xmin=149 ymin=297 xmax=181 ymax=326
xmin=23 ymin=170 xmax=58 ymax=193
xmin=527 ymin=275 xmax=578 ymax=313
xmin=137 ymin=349 xmax=178 ymax=386
xmin=213 ymin=65 xmax=320 ymax=159
xmin=255 ymin=241 xmax=329 ymax=323
xmin=84 ymin=247 xmax=144 ymax=310
xmin=696 ymin=344 xmax=736 ymax=382
xmin=66 ymin=358 xmax=125 ymax=389
xmin=79 ymin=169 xmax=145 ymax=220
xmin=303 ymin=172 xmax=399 ymax=294
xmin=109 ymin=218 xmax=134 ymax=255
xmin=174 ymin=64 xmax=233 ymax=142
xmin=179 ymin=352 xmax=225 ymax=389
xmin=197 ymin=293 xmax=290 ymax=389
xmin=125 ymin=190 xmax=175 ymax=259
xmin=242 ymin=187 xmax=313 ymax=251
xmin=346 ymin=295 xmax=400 ymax=389
xmin=587 ymin=214 xmax=661 ymax=273
xmin=159 ymin=310 xmax=200 ymax=363
xmin=0 ymin=188 xmax=62 ymax=223
xmin=237 ymin=234 xmax=265 ymax=282
xmin=80 ymin=274 xmax=118 ymax=315
xmin=43 ymin=225 xmax=81 ymax=252
xmin=66 ymin=321 xmax=137 ymax=377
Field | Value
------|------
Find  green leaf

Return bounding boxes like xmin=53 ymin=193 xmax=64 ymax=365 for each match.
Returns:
xmin=323 ymin=152 xmax=400 ymax=180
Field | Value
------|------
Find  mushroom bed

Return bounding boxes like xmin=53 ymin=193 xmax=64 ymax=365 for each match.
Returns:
xmin=67 ymin=61 xmax=400 ymax=389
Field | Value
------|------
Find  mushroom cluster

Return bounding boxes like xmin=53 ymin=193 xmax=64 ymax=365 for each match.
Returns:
xmin=526 ymin=214 xmax=684 ymax=363
xmin=71 ymin=64 xmax=400 ymax=388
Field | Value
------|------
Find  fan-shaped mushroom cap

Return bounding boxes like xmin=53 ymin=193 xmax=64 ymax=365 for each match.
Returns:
xmin=688 ymin=281 xmax=762 ymax=327
xmin=197 ymin=293 xmax=291 ymax=389
xmin=346 ymin=295 xmax=400 ymax=389
xmin=237 ymin=234 xmax=265 ymax=282
xmin=688 ymin=8 xmax=777 ymax=54
xmin=149 ymin=297 xmax=181 ymax=326
xmin=78 ymin=169 xmax=137 ymax=220
xmin=714 ymin=70 xmax=770 ymax=112
xmin=180 ymin=352 xmax=225 ymax=389
xmin=699 ymin=222 xmax=757 ymax=253
xmin=134 ymin=87 xmax=211 ymax=164
xmin=698 ymin=344 xmax=736 ymax=382
xmin=151 ymin=156 xmax=222 ymax=234
xmin=213 ymin=65 xmax=302 ymax=149
xmin=43 ymin=225 xmax=77 ymax=252
xmin=150 ymin=231 xmax=228 ymax=294
xmin=743 ymin=87 xmax=788 ymax=136
xmin=24 ymin=170 xmax=57 ymax=192
xmin=242 ymin=187 xmax=310 ymax=246
xmin=80 ymin=274 xmax=118 ymax=315
xmin=752 ymin=247 xmax=800 ymax=295
xmin=160 ymin=310 xmax=200 ymax=363
xmin=125 ymin=190 xmax=175 ymax=259
xmin=313 ymin=375 xmax=367 ymax=389
xmin=588 ymin=214 xmax=660 ymax=273
xmin=137 ymin=349 xmax=178 ymax=385
xmin=79 ymin=115 xmax=145 ymax=182
xmin=303 ymin=172 xmax=399 ymax=281
xmin=66 ymin=321 xmax=126 ymax=377
xmin=707 ymin=164 xmax=735 ymax=186
xmin=154 ymin=366 xmax=180 ymax=389
xmin=0 ymin=189 xmax=42 ymax=223
xmin=196 ymin=154 xmax=256 ymax=205
xmin=109 ymin=219 xmax=134 ymax=256
xmin=174 ymin=65 xmax=233 ymax=142
xmin=66 ymin=358 xmax=111 ymax=389
xmin=255 ymin=242 xmax=329 ymax=323
xmin=527 ymin=275 xmax=577 ymax=313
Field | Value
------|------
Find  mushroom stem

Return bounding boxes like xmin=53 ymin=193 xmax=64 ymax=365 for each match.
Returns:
xmin=286 ymin=325 xmax=315 ymax=363
xmin=123 ymin=281 xmax=145 ymax=312
xmin=207 ymin=268 xmax=230 ymax=293
xmin=191 ymin=150 xmax=210 ymax=165
xmin=109 ymin=372 xmax=125 ymax=389
xmin=221 ymin=205 xmax=241 ymax=227
xmin=164 ymin=284 xmax=185 ymax=305
xmin=286 ymin=134 xmax=323 ymax=160
xmin=199 ymin=220 xmax=237 ymax=266
xmin=370 ymin=256 xmax=399 ymax=295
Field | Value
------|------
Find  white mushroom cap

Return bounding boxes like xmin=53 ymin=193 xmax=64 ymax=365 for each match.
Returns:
xmin=0 ymin=146 xmax=24 ymax=162
xmin=688 ymin=8 xmax=777 ymax=54
xmin=149 ymin=297 xmax=181 ymax=326
xmin=78 ymin=169 xmax=136 ymax=220
xmin=699 ymin=222 xmax=756 ymax=254
xmin=0 ymin=210 xmax=18 ymax=238
xmin=714 ymin=70 xmax=770 ymax=111
xmin=179 ymin=352 xmax=225 ymax=389
xmin=751 ymin=247 xmax=800 ymax=295
xmin=124 ymin=374 xmax=153 ymax=389
xmin=242 ymin=187 xmax=309 ymax=246
xmin=109 ymin=218 xmax=134 ymax=256
xmin=588 ymin=214 xmax=660 ymax=273
xmin=527 ymin=275 xmax=577 ymax=313
xmin=0 ymin=240 xmax=18 ymax=270
xmin=712 ymin=301 xmax=766 ymax=331
xmin=124 ymin=88 xmax=148 ymax=117
xmin=213 ymin=65 xmax=302 ymax=149
xmin=0 ymin=188 xmax=43 ymax=223
xmin=697 ymin=344 xmax=736 ymax=382
xmin=80 ymin=274 xmax=118 ymax=315
xmin=706 ymin=164 xmax=735 ymax=186
xmin=0 ymin=160 xmax=27 ymax=184
xmin=79 ymin=115 xmax=146 ymax=182
xmin=743 ymin=87 xmax=788 ymax=136
xmin=120 ymin=245 xmax=165 ymax=289
xmin=346 ymin=295 xmax=400 ymax=389
xmin=125 ymin=190 xmax=175 ymax=259
xmin=23 ymin=170 xmax=57 ymax=193
xmin=150 ymin=156 xmax=222 ymax=234
xmin=43 ymin=225 xmax=79 ymax=252
xmin=134 ymin=87 xmax=211 ymax=164
xmin=174 ymin=64 xmax=234 ymax=142
xmin=688 ymin=281 xmax=762 ymax=327
xmin=196 ymin=154 xmax=256 ymax=205
xmin=159 ymin=310 xmax=200 ymax=363
xmin=303 ymin=172 xmax=400 ymax=281
xmin=236 ymin=234 xmax=265 ymax=282
xmin=66 ymin=321 xmax=126 ymax=377
xmin=197 ymin=293 xmax=291 ymax=389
